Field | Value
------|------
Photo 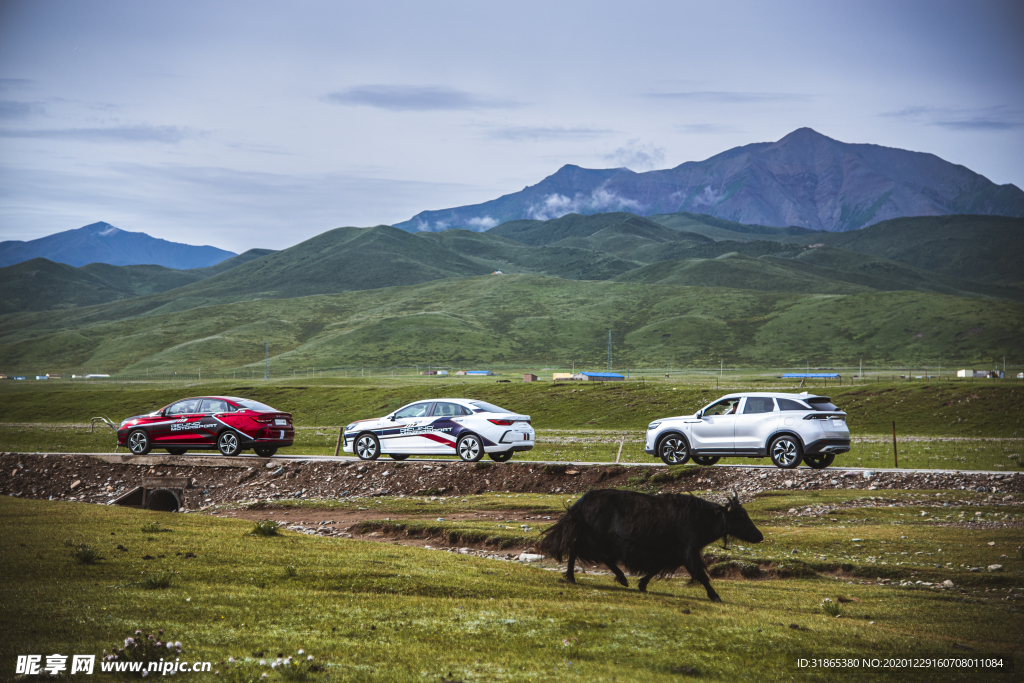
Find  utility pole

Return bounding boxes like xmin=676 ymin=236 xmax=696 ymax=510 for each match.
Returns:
xmin=607 ymin=330 xmax=612 ymax=371
xmin=264 ymin=340 xmax=269 ymax=381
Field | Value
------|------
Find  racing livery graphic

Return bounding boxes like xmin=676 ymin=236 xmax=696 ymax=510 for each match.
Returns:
xmin=116 ymin=396 xmax=293 ymax=457
xmin=342 ymin=399 xmax=534 ymax=462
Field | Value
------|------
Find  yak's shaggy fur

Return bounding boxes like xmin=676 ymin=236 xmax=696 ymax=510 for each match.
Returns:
xmin=538 ymin=489 xmax=763 ymax=601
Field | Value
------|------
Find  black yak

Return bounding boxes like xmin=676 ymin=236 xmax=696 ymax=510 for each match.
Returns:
xmin=537 ymin=489 xmax=763 ymax=602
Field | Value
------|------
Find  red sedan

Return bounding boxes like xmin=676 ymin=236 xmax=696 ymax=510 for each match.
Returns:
xmin=116 ymin=396 xmax=294 ymax=457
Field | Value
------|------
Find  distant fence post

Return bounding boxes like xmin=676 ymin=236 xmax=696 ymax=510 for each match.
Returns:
xmin=892 ymin=421 xmax=899 ymax=469
xmin=334 ymin=426 xmax=344 ymax=458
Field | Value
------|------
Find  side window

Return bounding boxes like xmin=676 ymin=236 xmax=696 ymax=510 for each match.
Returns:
xmin=432 ymin=402 xmax=462 ymax=418
xmin=777 ymin=398 xmax=810 ymax=411
xmin=704 ymin=398 xmax=740 ymax=416
xmin=743 ymin=397 xmax=775 ymax=414
xmin=201 ymin=399 xmax=230 ymax=414
xmin=166 ymin=400 xmax=197 ymax=416
xmin=395 ymin=403 xmax=431 ymax=419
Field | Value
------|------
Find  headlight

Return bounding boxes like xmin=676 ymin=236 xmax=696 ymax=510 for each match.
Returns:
xmin=647 ymin=422 xmax=661 ymax=430
xmin=345 ymin=424 xmax=356 ymax=432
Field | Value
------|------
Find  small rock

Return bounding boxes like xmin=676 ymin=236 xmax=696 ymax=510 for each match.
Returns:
xmin=518 ymin=553 xmax=544 ymax=562
xmin=851 ymin=538 xmax=862 ymax=542
xmin=942 ymin=580 xmax=955 ymax=588
xmin=987 ymin=564 xmax=1003 ymax=572
xmin=987 ymin=542 xmax=996 ymax=546
xmin=70 ymin=480 xmax=81 ymax=490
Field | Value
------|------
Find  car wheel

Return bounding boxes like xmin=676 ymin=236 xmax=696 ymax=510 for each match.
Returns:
xmin=128 ymin=430 xmax=152 ymax=455
xmin=456 ymin=434 xmax=484 ymax=462
xmin=770 ymin=436 xmax=803 ymax=469
xmin=218 ymin=431 xmax=243 ymax=457
xmin=803 ymin=453 xmax=835 ymax=469
xmin=489 ymin=450 xmax=514 ymax=462
xmin=390 ymin=453 xmax=410 ymax=461
xmin=354 ymin=433 xmax=381 ymax=461
xmin=692 ymin=456 xmax=721 ymax=466
xmin=657 ymin=435 xmax=690 ymax=465
xmin=254 ymin=446 xmax=278 ymax=457
xmin=166 ymin=448 xmax=187 ymax=456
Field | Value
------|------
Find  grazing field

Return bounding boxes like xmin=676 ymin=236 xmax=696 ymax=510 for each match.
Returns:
xmin=2 ymin=494 xmax=1020 ymax=682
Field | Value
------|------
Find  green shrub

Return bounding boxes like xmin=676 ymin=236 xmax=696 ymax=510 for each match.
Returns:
xmin=285 ymin=565 xmax=298 ymax=578
xmin=140 ymin=522 xmax=166 ymax=533
xmin=104 ymin=629 xmax=182 ymax=676
xmin=251 ymin=520 xmax=280 ymax=537
xmin=821 ymin=598 xmax=844 ymax=617
xmin=72 ymin=543 xmax=102 ymax=564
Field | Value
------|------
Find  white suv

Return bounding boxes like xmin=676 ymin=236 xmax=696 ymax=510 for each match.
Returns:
xmin=644 ymin=392 xmax=850 ymax=469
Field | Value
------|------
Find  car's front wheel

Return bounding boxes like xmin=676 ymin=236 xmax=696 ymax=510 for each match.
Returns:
xmin=218 ymin=431 xmax=243 ymax=457
xmin=770 ymin=436 xmax=803 ymax=469
xmin=254 ymin=446 xmax=278 ymax=457
xmin=692 ymin=456 xmax=721 ymax=466
xmin=803 ymin=453 xmax=835 ymax=469
xmin=456 ymin=434 xmax=484 ymax=462
xmin=354 ymin=433 xmax=381 ymax=461
xmin=657 ymin=435 xmax=690 ymax=465
xmin=489 ymin=450 xmax=514 ymax=462
xmin=166 ymin=448 xmax=187 ymax=456
xmin=128 ymin=430 xmax=151 ymax=455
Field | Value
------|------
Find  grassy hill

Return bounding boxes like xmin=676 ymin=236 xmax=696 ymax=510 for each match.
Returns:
xmin=1 ymin=274 xmax=1020 ymax=374
xmin=0 ymin=249 xmax=276 ymax=315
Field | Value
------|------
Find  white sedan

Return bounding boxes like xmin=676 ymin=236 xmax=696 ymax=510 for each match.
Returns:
xmin=342 ymin=398 xmax=534 ymax=462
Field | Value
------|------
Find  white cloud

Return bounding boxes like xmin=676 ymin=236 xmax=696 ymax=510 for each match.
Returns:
xmin=603 ymin=139 xmax=666 ymax=171
xmin=466 ymin=215 xmax=498 ymax=230
xmin=527 ymin=186 xmax=644 ymax=221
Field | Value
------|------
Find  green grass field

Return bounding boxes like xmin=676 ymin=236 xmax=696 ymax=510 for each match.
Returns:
xmin=2 ymin=494 xmax=1020 ymax=682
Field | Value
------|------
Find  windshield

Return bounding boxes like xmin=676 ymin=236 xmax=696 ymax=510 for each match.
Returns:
xmin=233 ymin=399 xmax=277 ymax=412
xmin=469 ymin=401 xmax=510 ymax=413
xmin=806 ymin=397 xmax=841 ymax=411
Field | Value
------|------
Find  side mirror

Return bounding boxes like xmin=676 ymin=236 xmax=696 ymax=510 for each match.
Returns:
xmin=387 ymin=414 xmax=396 ymax=421
xmin=695 ymin=410 xmax=703 ymax=419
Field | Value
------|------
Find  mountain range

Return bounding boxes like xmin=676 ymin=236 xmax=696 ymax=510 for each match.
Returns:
xmin=395 ymin=128 xmax=1024 ymax=233
xmin=1 ymin=211 xmax=1021 ymax=372
xmin=0 ymin=222 xmax=237 ymax=269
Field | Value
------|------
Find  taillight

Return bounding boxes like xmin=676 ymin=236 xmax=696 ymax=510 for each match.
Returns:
xmin=255 ymin=416 xmax=274 ymax=423
xmin=488 ymin=419 xmax=514 ymax=425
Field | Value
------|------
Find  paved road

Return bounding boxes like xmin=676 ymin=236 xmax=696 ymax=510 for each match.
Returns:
xmin=4 ymin=451 xmax=1013 ymax=476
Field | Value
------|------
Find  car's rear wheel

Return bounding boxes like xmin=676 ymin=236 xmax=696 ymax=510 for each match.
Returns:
xmin=166 ymin=448 xmax=187 ymax=456
xmin=355 ymin=433 xmax=380 ymax=461
xmin=489 ymin=450 xmax=514 ymax=462
xmin=803 ymin=453 xmax=835 ymax=469
xmin=218 ymin=431 xmax=243 ymax=457
xmin=128 ymin=430 xmax=151 ymax=455
xmin=390 ymin=453 xmax=410 ymax=461
xmin=456 ymin=434 xmax=484 ymax=462
xmin=770 ymin=436 xmax=803 ymax=469
xmin=657 ymin=435 xmax=690 ymax=465
xmin=254 ymin=446 xmax=278 ymax=457
xmin=692 ymin=456 xmax=721 ymax=466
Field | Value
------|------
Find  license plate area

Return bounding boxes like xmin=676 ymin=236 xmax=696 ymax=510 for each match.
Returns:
xmin=275 ymin=419 xmax=288 ymax=426
xmin=832 ymin=419 xmax=844 ymax=427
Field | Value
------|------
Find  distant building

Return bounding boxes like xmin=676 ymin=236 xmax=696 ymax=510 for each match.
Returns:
xmin=577 ymin=372 xmax=625 ymax=382
xmin=35 ymin=375 xmax=48 ymax=380
xmin=422 ymin=370 xmax=438 ymax=375
xmin=552 ymin=373 xmax=574 ymax=381
xmin=436 ymin=370 xmax=449 ymax=375
xmin=46 ymin=373 xmax=62 ymax=379
xmin=85 ymin=374 xmax=110 ymax=378
xmin=454 ymin=370 xmax=467 ymax=376
xmin=13 ymin=376 xmax=26 ymax=380
xmin=0 ymin=374 xmax=7 ymax=380
xmin=466 ymin=371 xmax=494 ymax=376
xmin=492 ymin=270 xmax=503 ymax=275
xmin=523 ymin=374 xmax=538 ymax=382
xmin=956 ymin=369 xmax=992 ymax=378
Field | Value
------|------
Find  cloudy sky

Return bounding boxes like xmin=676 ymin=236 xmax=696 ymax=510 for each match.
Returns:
xmin=1 ymin=0 xmax=1022 ymax=252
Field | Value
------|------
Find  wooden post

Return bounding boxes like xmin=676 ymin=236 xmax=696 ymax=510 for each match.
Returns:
xmin=892 ymin=421 xmax=899 ymax=469
xmin=334 ymin=426 xmax=344 ymax=458
xmin=615 ymin=436 xmax=625 ymax=464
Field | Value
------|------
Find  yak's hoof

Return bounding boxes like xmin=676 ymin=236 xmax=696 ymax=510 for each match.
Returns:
xmin=561 ymin=576 xmax=576 ymax=584
xmin=615 ymin=578 xmax=629 ymax=588
xmin=709 ymin=595 xmax=722 ymax=603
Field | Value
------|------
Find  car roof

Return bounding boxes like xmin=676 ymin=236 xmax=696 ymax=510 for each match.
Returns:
xmin=715 ymin=392 xmax=831 ymax=401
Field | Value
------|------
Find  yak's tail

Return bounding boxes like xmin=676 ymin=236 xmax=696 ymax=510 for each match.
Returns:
xmin=537 ymin=509 xmax=581 ymax=563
